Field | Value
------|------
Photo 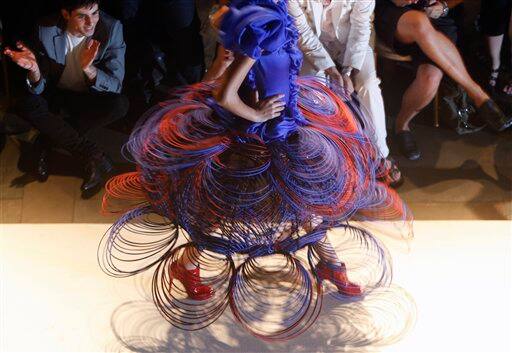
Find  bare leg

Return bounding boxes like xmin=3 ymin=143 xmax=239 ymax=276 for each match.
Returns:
xmin=178 ymin=247 xmax=200 ymax=270
xmin=487 ymin=35 xmax=504 ymax=71
xmin=395 ymin=11 xmax=488 ymax=107
xmin=395 ymin=64 xmax=443 ymax=132
xmin=486 ymin=35 xmax=504 ymax=88
xmin=316 ymin=233 xmax=342 ymax=265
xmin=505 ymin=14 xmax=512 ymax=94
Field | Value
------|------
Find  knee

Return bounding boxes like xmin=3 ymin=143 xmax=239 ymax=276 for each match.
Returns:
xmin=416 ymin=66 xmax=443 ymax=95
xmin=15 ymin=94 xmax=49 ymax=121
xmin=403 ymin=11 xmax=434 ymax=38
xmin=107 ymin=94 xmax=130 ymax=119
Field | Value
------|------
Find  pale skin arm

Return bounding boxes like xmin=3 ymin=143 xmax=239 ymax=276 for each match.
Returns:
xmin=3 ymin=41 xmax=41 ymax=83
xmin=203 ymin=45 xmax=234 ymax=82
xmin=213 ymin=53 xmax=285 ymax=123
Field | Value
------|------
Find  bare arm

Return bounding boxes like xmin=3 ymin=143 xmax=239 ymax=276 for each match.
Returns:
xmin=203 ymin=45 xmax=234 ymax=81
xmin=213 ymin=54 xmax=285 ymax=123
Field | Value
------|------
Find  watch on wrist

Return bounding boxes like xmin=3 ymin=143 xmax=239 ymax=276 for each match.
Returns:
xmin=440 ymin=1 xmax=449 ymax=17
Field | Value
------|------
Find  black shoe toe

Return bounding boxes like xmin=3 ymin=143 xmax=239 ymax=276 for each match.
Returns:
xmin=80 ymin=154 xmax=115 ymax=199
xmin=396 ymin=131 xmax=421 ymax=161
xmin=477 ymin=99 xmax=512 ymax=132
xmin=36 ymin=150 xmax=49 ymax=182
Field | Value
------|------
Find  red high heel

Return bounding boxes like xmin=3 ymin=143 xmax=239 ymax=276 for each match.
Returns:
xmin=169 ymin=261 xmax=214 ymax=300
xmin=316 ymin=261 xmax=362 ymax=296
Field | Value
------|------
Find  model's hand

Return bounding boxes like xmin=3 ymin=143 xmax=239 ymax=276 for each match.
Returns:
xmin=80 ymin=39 xmax=100 ymax=70
xmin=342 ymin=74 xmax=355 ymax=94
xmin=425 ymin=1 xmax=444 ymax=19
xmin=325 ymin=66 xmax=343 ymax=86
xmin=254 ymin=94 xmax=286 ymax=122
xmin=392 ymin=0 xmax=418 ymax=7
xmin=4 ymin=41 xmax=39 ymax=73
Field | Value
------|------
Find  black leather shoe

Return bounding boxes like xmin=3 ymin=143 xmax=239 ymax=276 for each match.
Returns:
xmin=477 ymin=99 xmax=512 ymax=132
xmin=33 ymin=135 xmax=49 ymax=182
xmin=80 ymin=154 xmax=114 ymax=199
xmin=396 ymin=131 xmax=421 ymax=161
xmin=36 ymin=149 xmax=49 ymax=182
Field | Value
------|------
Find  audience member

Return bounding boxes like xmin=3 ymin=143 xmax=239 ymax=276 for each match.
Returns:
xmin=374 ymin=0 xmax=512 ymax=160
xmin=289 ymin=0 xmax=403 ymax=187
xmin=480 ymin=0 xmax=512 ymax=95
xmin=138 ymin=0 xmax=205 ymax=87
xmin=3 ymin=0 xmax=128 ymax=198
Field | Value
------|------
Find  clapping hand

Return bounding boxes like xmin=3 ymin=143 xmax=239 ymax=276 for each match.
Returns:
xmin=3 ymin=41 xmax=39 ymax=72
xmin=80 ymin=39 xmax=100 ymax=71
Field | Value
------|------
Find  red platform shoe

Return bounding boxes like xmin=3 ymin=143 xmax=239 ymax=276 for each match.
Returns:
xmin=169 ymin=261 xmax=214 ymax=300
xmin=316 ymin=261 xmax=363 ymax=297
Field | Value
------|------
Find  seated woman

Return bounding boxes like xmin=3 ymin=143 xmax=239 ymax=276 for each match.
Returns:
xmin=99 ymin=0 xmax=410 ymax=339
xmin=374 ymin=0 xmax=511 ymax=160
xmin=480 ymin=0 xmax=512 ymax=95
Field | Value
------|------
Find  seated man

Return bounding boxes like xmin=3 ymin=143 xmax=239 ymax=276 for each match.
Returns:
xmin=289 ymin=0 xmax=402 ymax=187
xmin=4 ymin=0 xmax=128 ymax=198
xmin=374 ymin=0 xmax=512 ymax=160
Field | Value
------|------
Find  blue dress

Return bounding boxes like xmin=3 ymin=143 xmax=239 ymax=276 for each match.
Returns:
xmin=99 ymin=0 xmax=410 ymax=340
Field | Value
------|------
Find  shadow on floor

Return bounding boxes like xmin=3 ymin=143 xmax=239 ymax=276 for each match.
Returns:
xmin=107 ymin=284 xmax=417 ymax=353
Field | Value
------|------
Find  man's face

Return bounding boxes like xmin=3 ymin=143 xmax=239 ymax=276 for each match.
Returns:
xmin=62 ymin=3 xmax=100 ymax=37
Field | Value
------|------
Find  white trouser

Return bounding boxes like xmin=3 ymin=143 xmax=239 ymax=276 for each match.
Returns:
xmin=301 ymin=47 xmax=389 ymax=158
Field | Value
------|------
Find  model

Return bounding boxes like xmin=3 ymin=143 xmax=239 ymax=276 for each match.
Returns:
xmin=99 ymin=0 xmax=410 ymax=340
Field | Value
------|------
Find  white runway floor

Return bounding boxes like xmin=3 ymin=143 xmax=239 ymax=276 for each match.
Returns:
xmin=1 ymin=221 xmax=511 ymax=352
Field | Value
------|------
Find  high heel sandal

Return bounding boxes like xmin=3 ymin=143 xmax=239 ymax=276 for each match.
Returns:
xmin=169 ymin=261 xmax=214 ymax=300
xmin=488 ymin=68 xmax=500 ymax=92
xmin=376 ymin=156 xmax=403 ymax=188
xmin=503 ymin=79 xmax=512 ymax=96
xmin=315 ymin=261 xmax=362 ymax=297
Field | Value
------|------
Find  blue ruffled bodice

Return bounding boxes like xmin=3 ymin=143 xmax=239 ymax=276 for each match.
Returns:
xmin=219 ymin=0 xmax=306 ymax=141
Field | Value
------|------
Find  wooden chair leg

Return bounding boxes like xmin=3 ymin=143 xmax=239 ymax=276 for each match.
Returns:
xmin=434 ymin=91 xmax=440 ymax=128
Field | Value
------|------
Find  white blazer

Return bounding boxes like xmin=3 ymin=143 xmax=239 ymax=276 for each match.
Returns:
xmin=288 ymin=0 xmax=375 ymax=72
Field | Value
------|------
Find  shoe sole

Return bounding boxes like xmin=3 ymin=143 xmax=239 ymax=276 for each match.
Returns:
xmin=494 ymin=119 xmax=512 ymax=132
xmin=406 ymin=152 xmax=421 ymax=161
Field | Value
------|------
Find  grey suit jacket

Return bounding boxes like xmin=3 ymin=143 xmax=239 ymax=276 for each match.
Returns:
xmin=29 ymin=11 xmax=125 ymax=95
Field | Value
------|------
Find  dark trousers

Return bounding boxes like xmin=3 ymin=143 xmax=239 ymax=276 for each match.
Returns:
xmin=16 ymin=89 xmax=129 ymax=159
xmin=140 ymin=0 xmax=205 ymax=86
